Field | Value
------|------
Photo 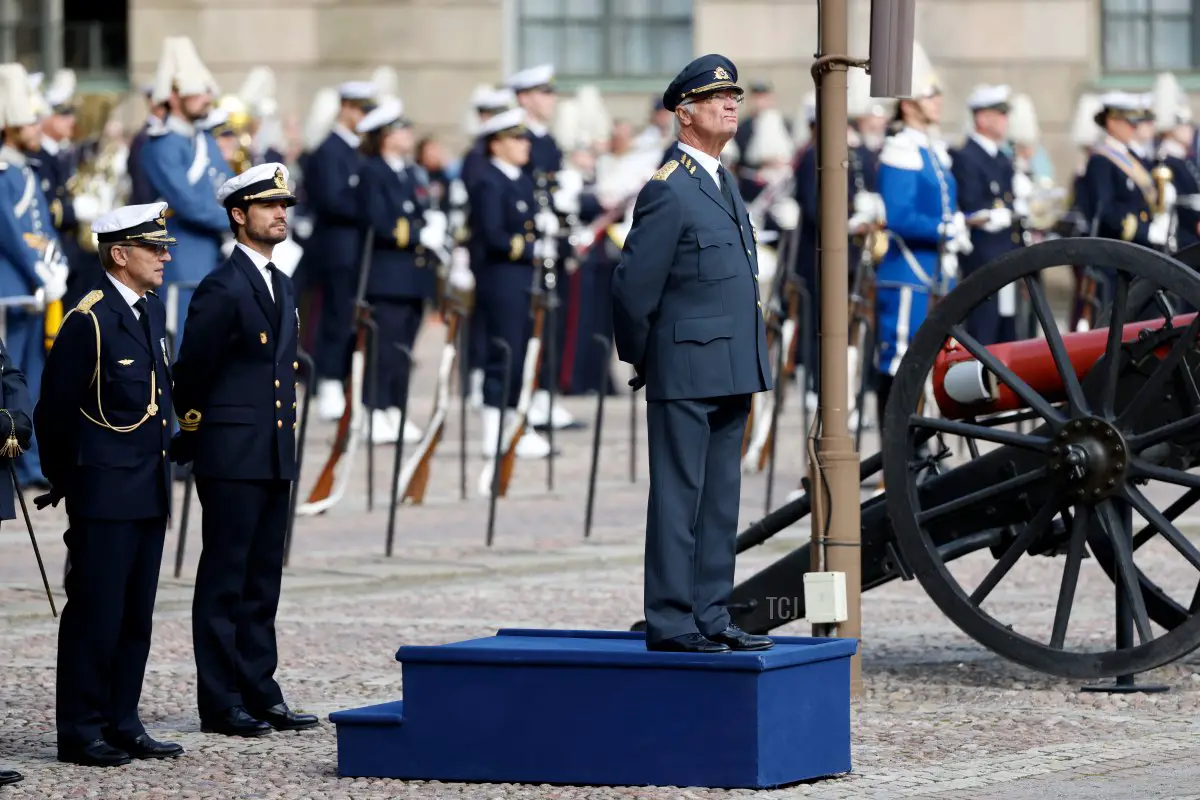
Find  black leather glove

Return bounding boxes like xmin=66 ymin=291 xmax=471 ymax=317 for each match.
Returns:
xmin=34 ymin=486 xmax=63 ymax=510
xmin=169 ymin=431 xmax=196 ymax=465
xmin=628 ymin=364 xmax=646 ymax=392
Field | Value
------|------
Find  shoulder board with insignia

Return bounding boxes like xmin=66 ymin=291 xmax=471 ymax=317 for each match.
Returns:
xmin=652 ymin=160 xmax=679 ymax=181
xmin=75 ymin=289 xmax=104 ymax=313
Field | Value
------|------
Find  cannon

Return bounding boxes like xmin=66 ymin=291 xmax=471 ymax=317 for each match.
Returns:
xmin=633 ymin=237 xmax=1200 ymax=680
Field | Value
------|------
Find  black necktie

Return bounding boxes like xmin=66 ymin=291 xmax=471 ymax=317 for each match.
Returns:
xmin=267 ymin=263 xmax=283 ymax=331
xmin=718 ymin=167 xmax=737 ymax=213
xmin=132 ymin=297 xmax=152 ymax=348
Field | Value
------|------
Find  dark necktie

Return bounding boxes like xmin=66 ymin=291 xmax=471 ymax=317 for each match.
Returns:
xmin=266 ymin=263 xmax=283 ymax=331
xmin=718 ymin=166 xmax=737 ymax=214
xmin=132 ymin=297 xmax=152 ymax=349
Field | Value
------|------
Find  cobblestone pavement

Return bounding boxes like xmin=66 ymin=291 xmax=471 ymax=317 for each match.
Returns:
xmin=3 ymin=317 xmax=1200 ymax=799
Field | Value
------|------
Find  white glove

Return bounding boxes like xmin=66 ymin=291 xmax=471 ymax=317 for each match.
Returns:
xmin=770 ymin=197 xmax=800 ymax=231
xmin=853 ymin=192 xmax=885 ymax=223
xmin=448 ymin=247 xmax=475 ymax=291
xmin=553 ymin=170 xmax=583 ymax=215
xmin=1012 ymin=172 xmax=1034 ymax=202
xmin=940 ymin=251 xmax=959 ymax=281
xmin=419 ymin=210 xmax=447 ymax=250
xmin=73 ymin=193 xmax=101 ymax=225
xmin=533 ymin=239 xmax=557 ymax=261
xmin=1013 ymin=197 xmax=1031 ymax=219
xmin=1161 ymin=181 xmax=1178 ymax=213
xmin=37 ymin=264 xmax=66 ymax=302
xmin=983 ymin=207 xmax=1013 ymax=233
xmin=448 ymin=179 xmax=469 ymax=208
xmin=939 ymin=215 xmax=961 ymax=241
xmin=1148 ymin=213 xmax=1171 ymax=246
xmin=535 ymin=208 xmax=559 ymax=237
xmin=951 ymin=211 xmax=973 ymax=255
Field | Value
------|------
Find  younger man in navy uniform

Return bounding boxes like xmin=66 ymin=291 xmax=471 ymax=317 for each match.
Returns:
xmin=951 ymin=85 xmax=1024 ymax=345
xmin=35 ymin=201 xmax=182 ymax=767
xmin=171 ymin=162 xmax=318 ymax=737
xmin=612 ymin=54 xmax=774 ymax=654
xmin=0 ymin=333 xmax=34 ymax=786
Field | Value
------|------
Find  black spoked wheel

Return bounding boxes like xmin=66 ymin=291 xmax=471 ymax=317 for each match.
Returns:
xmin=884 ymin=237 xmax=1200 ymax=679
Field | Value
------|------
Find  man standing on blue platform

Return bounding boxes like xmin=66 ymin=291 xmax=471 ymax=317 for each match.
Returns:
xmin=612 ymin=55 xmax=774 ymax=655
xmin=170 ymin=162 xmax=318 ymax=737
xmin=36 ymin=202 xmax=182 ymax=766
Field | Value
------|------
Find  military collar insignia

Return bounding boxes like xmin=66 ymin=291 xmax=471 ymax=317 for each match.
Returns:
xmin=118 ymin=359 xmax=134 ymax=366
xmin=678 ymin=153 xmax=697 ymax=175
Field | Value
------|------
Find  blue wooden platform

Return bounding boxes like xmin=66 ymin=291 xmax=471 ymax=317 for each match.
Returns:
xmin=330 ymin=628 xmax=858 ymax=789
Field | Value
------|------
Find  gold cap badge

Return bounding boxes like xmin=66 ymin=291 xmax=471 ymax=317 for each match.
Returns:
xmin=273 ymin=168 xmax=287 ymax=190
xmin=713 ymin=66 xmax=731 ymax=81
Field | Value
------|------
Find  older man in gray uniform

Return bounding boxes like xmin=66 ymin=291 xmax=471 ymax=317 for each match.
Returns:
xmin=612 ymin=54 xmax=774 ymax=654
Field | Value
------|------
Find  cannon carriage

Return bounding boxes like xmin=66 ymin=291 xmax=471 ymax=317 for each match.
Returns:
xmin=634 ymin=237 xmax=1200 ymax=681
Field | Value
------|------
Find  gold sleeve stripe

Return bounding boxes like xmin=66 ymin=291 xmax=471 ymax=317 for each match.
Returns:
xmin=394 ymin=218 xmax=410 ymax=248
xmin=177 ymin=409 xmax=202 ymax=432
xmin=1121 ymin=213 xmax=1137 ymax=242
xmin=510 ymin=234 xmax=524 ymax=261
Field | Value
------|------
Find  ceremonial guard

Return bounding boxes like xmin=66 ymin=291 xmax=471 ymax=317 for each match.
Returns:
xmin=0 ymin=62 xmax=68 ymax=490
xmin=0 ymin=331 xmax=33 ymax=786
xmin=354 ymin=98 xmax=444 ymax=443
xmin=506 ymin=64 xmax=582 ymax=432
xmin=873 ymin=43 xmax=967 ymax=425
xmin=612 ymin=54 xmax=773 ymax=654
xmin=35 ymin=202 xmax=181 ymax=766
xmin=468 ymin=107 xmax=553 ymax=459
xmin=950 ymin=85 xmax=1024 ymax=345
xmin=1152 ymin=73 xmax=1200 ymax=253
xmin=127 ymin=84 xmax=168 ymax=205
xmin=171 ymin=162 xmax=317 ymax=737
xmin=140 ymin=36 xmax=230 ymax=352
xmin=304 ymin=81 xmax=376 ymax=421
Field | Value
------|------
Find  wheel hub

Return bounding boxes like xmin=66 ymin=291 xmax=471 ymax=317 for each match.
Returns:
xmin=1051 ymin=417 xmax=1128 ymax=502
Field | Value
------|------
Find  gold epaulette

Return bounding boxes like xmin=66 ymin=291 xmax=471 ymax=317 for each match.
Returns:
xmin=178 ymin=409 xmax=201 ymax=432
xmin=652 ymin=160 xmax=679 ymax=181
xmin=76 ymin=289 xmax=104 ymax=313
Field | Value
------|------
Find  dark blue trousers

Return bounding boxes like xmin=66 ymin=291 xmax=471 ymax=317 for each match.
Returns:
xmin=312 ymin=263 xmax=359 ymax=383
xmin=362 ymin=297 xmax=424 ymax=410
xmin=644 ymin=394 xmax=750 ymax=645
xmin=478 ymin=268 xmax=534 ymax=409
xmin=192 ymin=477 xmax=290 ymax=718
xmin=55 ymin=515 xmax=167 ymax=747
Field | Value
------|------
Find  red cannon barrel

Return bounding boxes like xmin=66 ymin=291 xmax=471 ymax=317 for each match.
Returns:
xmin=932 ymin=312 xmax=1198 ymax=420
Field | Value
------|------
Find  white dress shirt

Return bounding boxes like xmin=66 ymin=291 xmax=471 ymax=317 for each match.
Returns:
xmin=106 ymin=272 xmax=145 ymax=318
xmin=237 ymin=242 xmax=275 ymax=301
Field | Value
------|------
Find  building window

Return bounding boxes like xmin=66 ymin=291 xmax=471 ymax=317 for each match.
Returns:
xmin=517 ymin=0 xmax=693 ymax=81
xmin=1102 ymin=0 xmax=1198 ymax=72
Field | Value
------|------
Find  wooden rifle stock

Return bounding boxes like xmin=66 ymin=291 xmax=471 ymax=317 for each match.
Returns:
xmin=493 ymin=302 xmax=545 ymax=496
xmin=394 ymin=309 xmax=462 ymax=504
xmin=304 ymin=310 xmax=368 ymax=506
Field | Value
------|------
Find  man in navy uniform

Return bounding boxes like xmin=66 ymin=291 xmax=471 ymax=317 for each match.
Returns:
xmin=35 ymin=201 xmax=181 ymax=767
xmin=0 ymin=332 xmax=35 ymax=786
xmin=611 ymin=54 xmax=774 ymax=654
xmin=304 ymin=81 xmax=375 ymax=422
xmin=170 ymin=162 xmax=318 ymax=737
xmin=951 ymin=85 xmax=1024 ymax=345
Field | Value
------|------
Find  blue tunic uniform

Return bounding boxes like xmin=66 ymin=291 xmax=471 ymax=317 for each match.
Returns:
xmin=140 ymin=115 xmax=232 ymax=353
xmin=874 ymin=127 xmax=959 ymax=379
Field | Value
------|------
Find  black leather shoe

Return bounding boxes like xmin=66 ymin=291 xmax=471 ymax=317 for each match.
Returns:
xmin=200 ymin=707 xmax=272 ymax=737
xmin=709 ymin=625 xmax=774 ymax=651
xmin=646 ymin=633 xmax=730 ymax=653
xmin=250 ymin=703 xmax=319 ymax=731
xmin=107 ymin=733 xmax=183 ymax=759
xmin=57 ymin=738 xmax=131 ymax=767
xmin=0 ymin=769 xmax=22 ymax=785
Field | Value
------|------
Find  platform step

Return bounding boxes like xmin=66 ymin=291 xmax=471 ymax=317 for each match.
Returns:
xmin=332 ymin=628 xmax=857 ymax=789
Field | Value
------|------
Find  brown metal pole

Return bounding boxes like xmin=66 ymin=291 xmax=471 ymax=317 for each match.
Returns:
xmin=810 ymin=0 xmax=863 ymax=696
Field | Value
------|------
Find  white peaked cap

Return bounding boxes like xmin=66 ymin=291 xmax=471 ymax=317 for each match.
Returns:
xmin=91 ymin=201 xmax=176 ymax=245
xmin=553 ymin=97 xmax=582 ymax=150
xmin=0 ymin=63 xmax=39 ymax=128
xmin=304 ymin=87 xmax=342 ymax=151
xmin=1153 ymin=72 xmax=1192 ymax=131
xmin=357 ymin=98 xmax=406 ymax=134
xmin=966 ymin=84 xmax=1011 ymax=111
xmin=238 ymin=66 xmax=277 ymax=118
xmin=506 ymin=63 xmax=555 ymax=92
xmin=216 ymin=161 xmax=295 ymax=206
xmin=746 ymin=108 xmax=795 ymax=164
xmin=574 ymin=85 xmax=612 ymax=147
xmin=152 ymin=36 xmax=217 ymax=105
xmin=338 ymin=81 xmax=376 ymax=101
xmin=1007 ymin=93 xmax=1040 ymax=145
xmin=905 ymin=41 xmax=940 ymax=100
xmin=372 ymin=66 xmax=400 ymax=104
xmin=46 ymin=69 xmax=75 ymax=109
xmin=1070 ymin=93 xmax=1102 ymax=146
xmin=479 ymin=106 xmax=526 ymax=137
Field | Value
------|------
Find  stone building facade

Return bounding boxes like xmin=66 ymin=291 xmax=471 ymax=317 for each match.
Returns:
xmin=112 ymin=0 xmax=1163 ymax=181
